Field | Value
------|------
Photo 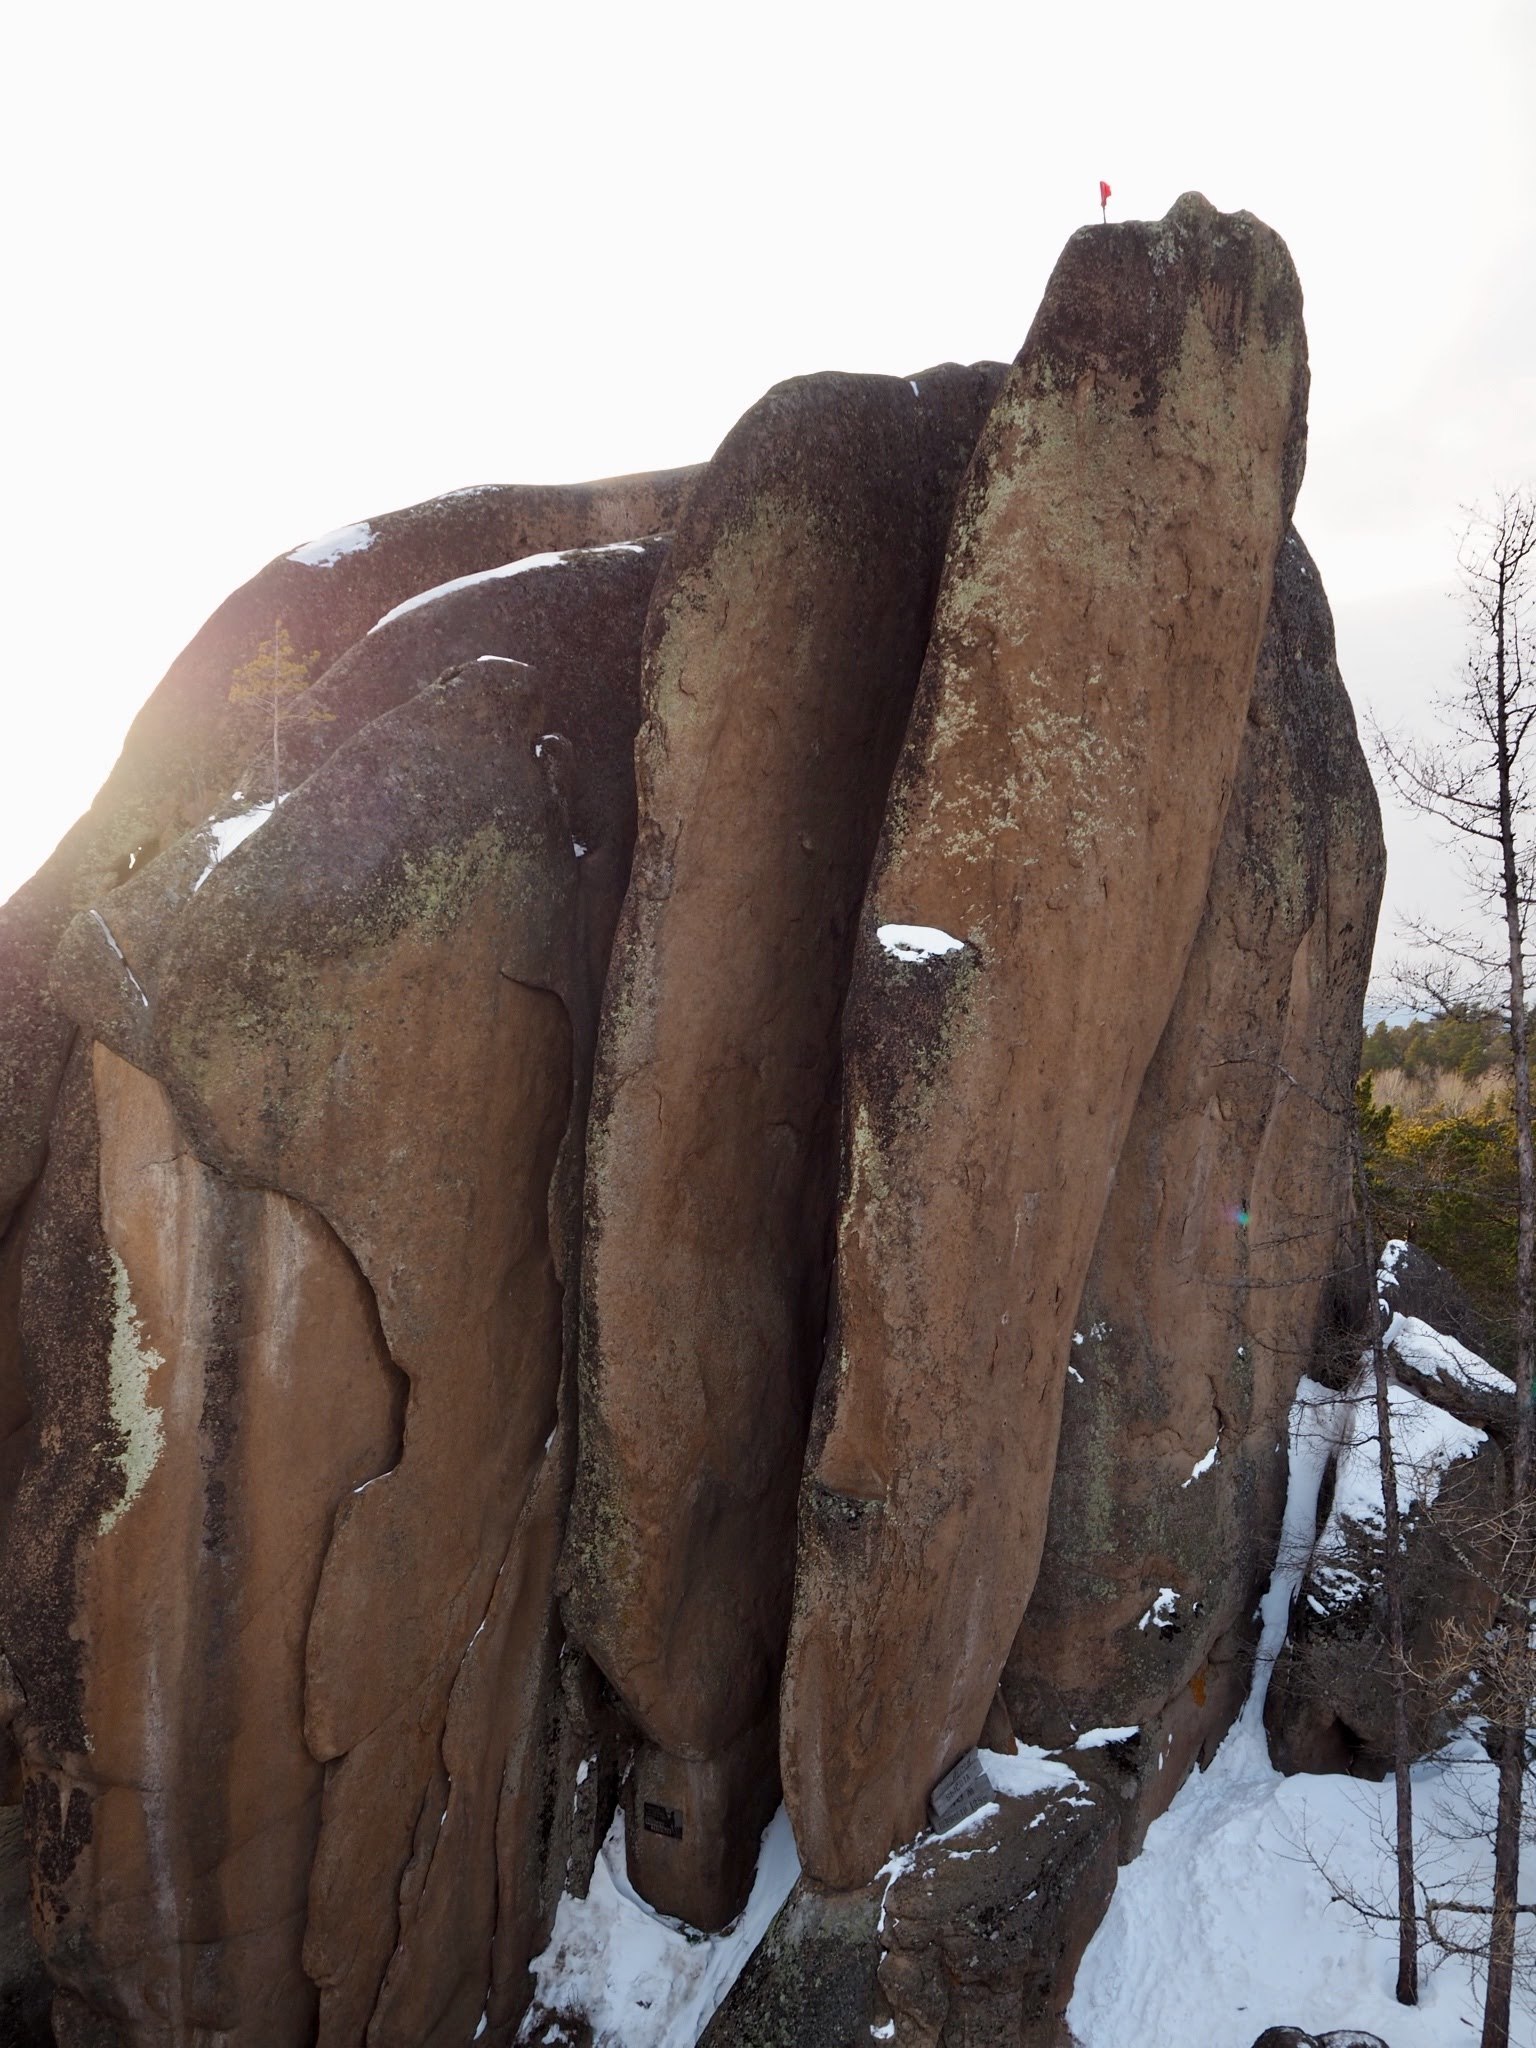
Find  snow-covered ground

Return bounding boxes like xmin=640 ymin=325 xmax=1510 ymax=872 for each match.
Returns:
xmin=1070 ymin=1358 xmax=1531 ymax=2048
xmin=519 ymin=1805 xmax=799 ymax=2047
xmin=1068 ymin=1715 xmax=1531 ymax=2046
xmin=525 ymin=1298 xmax=1531 ymax=2047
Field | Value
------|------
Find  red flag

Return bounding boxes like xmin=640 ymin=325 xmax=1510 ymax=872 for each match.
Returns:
xmin=1099 ymin=180 xmax=1112 ymax=207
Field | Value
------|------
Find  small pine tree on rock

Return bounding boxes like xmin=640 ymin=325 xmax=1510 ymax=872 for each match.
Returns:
xmin=227 ymin=619 xmax=324 ymax=807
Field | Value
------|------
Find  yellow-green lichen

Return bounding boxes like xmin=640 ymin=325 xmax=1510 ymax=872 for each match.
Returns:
xmin=99 ymin=1250 xmax=166 ymax=1537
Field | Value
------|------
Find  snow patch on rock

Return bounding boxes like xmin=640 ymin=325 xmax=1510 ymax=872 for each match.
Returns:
xmin=194 ymin=802 xmax=282 ymax=892
xmin=1386 ymin=1308 xmax=1515 ymax=1398
xmin=520 ymin=1803 xmax=799 ymax=2047
xmin=876 ymin=923 xmax=967 ymax=962
xmin=286 ymin=519 xmax=376 ymax=567
xmin=370 ymin=542 xmax=647 ymax=634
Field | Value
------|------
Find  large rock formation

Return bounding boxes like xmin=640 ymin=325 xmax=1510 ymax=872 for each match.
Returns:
xmin=0 ymin=473 xmax=693 ymax=1243
xmin=780 ymin=191 xmax=1310 ymax=1889
xmin=1001 ymin=528 xmax=1383 ymax=1848
xmin=0 ymin=195 xmax=1387 ymax=2047
xmin=561 ymin=361 xmax=1003 ymax=1930
xmin=3 ymin=540 xmax=671 ymax=2045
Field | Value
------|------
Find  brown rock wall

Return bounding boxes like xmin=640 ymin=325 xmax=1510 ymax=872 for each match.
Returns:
xmin=89 ymin=629 xmax=635 ymax=2039
xmin=560 ymin=363 xmax=1002 ymax=1927
xmin=1002 ymin=528 xmax=1384 ymax=1770
xmin=0 ymin=474 xmax=689 ymax=1248
xmin=781 ymin=194 xmax=1309 ymax=1888
xmin=71 ymin=1048 xmax=394 ymax=2041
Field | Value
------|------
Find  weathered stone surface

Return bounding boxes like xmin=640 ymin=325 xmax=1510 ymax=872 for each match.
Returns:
xmin=1265 ymin=1391 xmax=1503 ymax=1777
xmin=782 ymin=193 xmax=1309 ymax=1888
xmin=22 ymin=625 xmax=635 ymax=2039
xmin=0 ymin=473 xmax=689 ymax=1246
xmin=697 ymin=1880 xmax=882 ymax=2048
xmin=118 ymin=471 xmax=697 ymax=815
xmin=3 ymin=1044 xmax=399 ymax=2042
xmin=561 ymin=362 xmax=1003 ymax=1925
xmin=1002 ymin=528 xmax=1383 ymax=1793
xmin=0 ymin=1192 xmax=36 ymax=1562
xmin=876 ymin=1783 xmax=1117 ymax=2048
xmin=1050 ymin=1641 xmax=1252 ymax=1861
xmin=1377 ymin=1240 xmax=1482 ymax=1355
xmin=0 ymin=1805 xmax=49 ymax=2047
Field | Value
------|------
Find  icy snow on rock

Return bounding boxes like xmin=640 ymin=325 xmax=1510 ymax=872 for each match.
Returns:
xmin=1386 ymin=1308 xmax=1516 ymax=1398
xmin=286 ymin=519 xmax=376 ymax=567
xmin=1136 ymin=1588 xmax=1180 ymax=1632
xmin=520 ymin=1804 xmax=799 ymax=2047
xmin=1325 ymin=1363 xmax=1484 ymax=1539
xmin=876 ymin=923 xmax=967 ymax=962
xmin=370 ymin=542 xmax=647 ymax=634
xmin=1181 ymin=1436 xmax=1220 ymax=1486
xmin=88 ymin=910 xmax=150 ymax=1008
xmin=1069 ymin=1726 xmax=1139 ymax=1750
xmin=1068 ymin=1373 xmax=1529 ymax=2046
xmin=978 ymin=1744 xmax=1082 ymax=1801
xmin=1299 ymin=1366 xmax=1485 ymax=1619
xmin=194 ymin=803 xmax=282 ymax=892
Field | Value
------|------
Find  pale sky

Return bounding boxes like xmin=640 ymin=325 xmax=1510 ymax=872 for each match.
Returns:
xmin=4 ymin=0 xmax=1534 ymax=1009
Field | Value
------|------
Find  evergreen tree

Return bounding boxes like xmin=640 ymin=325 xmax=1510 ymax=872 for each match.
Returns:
xmin=228 ymin=619 xmax=322 ymax=807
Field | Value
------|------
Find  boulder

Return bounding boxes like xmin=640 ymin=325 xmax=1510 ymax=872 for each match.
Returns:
xmin=699 ymin=1766 xmax=1115 ymax=2048
xmin=1377 ymin=1237 xmax=1484 ymax=1357
xmin=696 ymin=1882 xmax=883 ymax=2048
xmin=1001 ymin=527 xmax=1383 ymax=1838
xmin=1249 ymin=2033 xmax=1391 ymax=2048
xmin=561 ymin=361 xmax=1003 ymax=1927
xmin=1 ymin=1045 xmax=399 ymax=2043
xmin=0 ymin=470 xmax=692 ymax=1246
xmin=781 ymin=192 xmax=1309 ymax=1889
xmin=1384 ymin=1305 xmax=1516 ymax=1442
xmin=1265 ymin=1367 xmax=1503 ymax=1775
xmin=11 ymin=559 xmax=653 ymax=2043
xmin=875 ymin=1778 xmax=1117 ymax=2048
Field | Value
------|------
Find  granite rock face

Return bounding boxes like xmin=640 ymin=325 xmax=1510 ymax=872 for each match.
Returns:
xmin=560 ymin=361 xmax=1003 ymax=1929
xmin=1002 ymin=529 xmax=1383 ymax=1845
xmin=0 ymin=474 xmax=691 ymax=1245
xmin=3 ymin=535 xmax=669 ymax=2043
xmin=781 ymin=191 xmax=1310 ymax=1889
xmin=0 ymin=195 xmax=1387 ymax=2046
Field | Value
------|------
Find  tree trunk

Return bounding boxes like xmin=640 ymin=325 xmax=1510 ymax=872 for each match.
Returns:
xmin=1354 ymin=1125 xmax=1419 ymax=2005
xmin=1481 ymin=555 xmax=1534 ymax=2048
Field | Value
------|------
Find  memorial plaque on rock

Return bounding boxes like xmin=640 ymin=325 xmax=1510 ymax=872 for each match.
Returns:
xmin=642 ymin=1800 xmax=684 ymax=1840
xmin=927 ymin=1748 xmax=992 ymax=1833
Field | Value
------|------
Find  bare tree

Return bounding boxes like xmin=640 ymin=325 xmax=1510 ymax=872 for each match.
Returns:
xmin=1351 ymin=1124 xmax=1421 ymax=2002
xmin=1374 ymin=488 xmax=1536 ymax=2048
